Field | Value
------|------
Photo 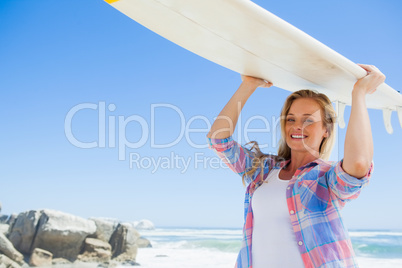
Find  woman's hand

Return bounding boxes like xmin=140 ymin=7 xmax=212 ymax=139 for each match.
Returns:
xmin=353 ymin=64 xmax=386 ymax=96
xmin=241 ymin=75 xmax=273 ymax=88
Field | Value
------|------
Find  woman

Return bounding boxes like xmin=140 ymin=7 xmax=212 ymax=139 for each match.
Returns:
xmin=207 ymin=64 xmax=385 ymax=268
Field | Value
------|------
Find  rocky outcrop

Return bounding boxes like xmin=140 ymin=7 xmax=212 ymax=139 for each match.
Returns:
xmin=133 ymin=219 xmax=155 ymax=230
xmin=0 ymin=225 xmax=9 ymax=236
xmin=109 ymin=223 xmax=139 ymax=262
xmin=0 ymin=254 xmax=20 ymax=268
xmin=6 ymin=215 xmax=17 ymax=229
xmin=0 ymin=233 xmax=24 ymax=265
xmin=7 ymin=211 xmax=41 ymax=255
xmin=51 ymin=258 xmax=71 ymax=266
xmin=7 ymin=210 xmax=97 ymax=261
xmin=136 ymin=237 xmax=152 ymax=248
xmin=29 ymin=248 xmax=52 ymax=267
xmin=0 ymin=204 xmax=153 ymax=267
xmin=89 ymin=218 xmax=119 ymax=243
xmin=0 ymin=216 xmax=8 ymax=224
xmin=30 ymin=210 xmax=97 ymax=261
xmin=77 ymin=238 xmax=112 ymax=263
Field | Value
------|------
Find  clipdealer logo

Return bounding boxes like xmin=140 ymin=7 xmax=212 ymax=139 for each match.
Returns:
xmin=64 ymin=101 xmax=281 ymax=172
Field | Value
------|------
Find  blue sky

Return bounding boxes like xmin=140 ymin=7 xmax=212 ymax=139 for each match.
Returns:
xmin=1 ymin=0 xmax=401 ymax=229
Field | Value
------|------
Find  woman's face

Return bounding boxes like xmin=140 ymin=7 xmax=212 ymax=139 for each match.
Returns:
xmin=285 ymin=98 xmax=328 ymax=157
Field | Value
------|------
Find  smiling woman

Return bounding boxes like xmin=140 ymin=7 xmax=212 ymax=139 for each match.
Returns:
xmin=280 ymin=90 xmax=336 ymax=161
xmin=206 ymin=64 xmax=385 ymax=268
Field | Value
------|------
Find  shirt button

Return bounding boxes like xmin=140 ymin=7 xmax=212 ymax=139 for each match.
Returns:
xmin=287 ymin=187 xmax=290 ymax=190
xmin=298 ymin=241 xmax=303 ymax=246
xmin=290 ymin=210 xmax=295 ymax=215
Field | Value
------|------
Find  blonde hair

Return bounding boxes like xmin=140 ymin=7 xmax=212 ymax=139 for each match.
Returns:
xmin=242 ymin=89 xmax=337 ymax=186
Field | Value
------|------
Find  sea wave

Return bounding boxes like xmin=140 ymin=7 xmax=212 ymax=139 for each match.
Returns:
xmin=138 ymin=228 xmax=402 ymax=264
xmin=150 ymin=239 xmax=241 ymax=253
xmin=350 ymin=230 xmax=402 ymax=237
xmin=140 ymin=228 xmax=242 ymax=242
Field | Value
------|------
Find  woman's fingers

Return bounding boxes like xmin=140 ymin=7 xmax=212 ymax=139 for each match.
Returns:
xmin=259 ymin=79 xmax=273 ymax=88
xmin=241 ymin=74 xmax=273 ymax=88
xmin=261 ymin=79 xmax=273 ymax=87
xmin=357 ymin=64 xmax=382 ymax=75
xmin=357 ymin=64 xmax=385 ymax=78
xmin=354 ymin=64 xmax=386 ymax=94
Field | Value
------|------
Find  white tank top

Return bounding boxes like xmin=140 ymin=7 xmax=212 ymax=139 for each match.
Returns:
xmin=251 ymin=168 xmax=304 ymax=268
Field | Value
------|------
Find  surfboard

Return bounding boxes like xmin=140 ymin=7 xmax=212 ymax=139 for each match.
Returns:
xmin=104 ymin=0 xmax=402 ymax=134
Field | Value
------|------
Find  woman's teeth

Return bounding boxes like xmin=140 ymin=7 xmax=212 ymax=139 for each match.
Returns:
xmin=291 ymin=135 xmax=306 ymax=139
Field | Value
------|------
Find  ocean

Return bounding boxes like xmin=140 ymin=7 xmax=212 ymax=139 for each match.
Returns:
xmin=131 ymin=227 xmax=402 ymax=268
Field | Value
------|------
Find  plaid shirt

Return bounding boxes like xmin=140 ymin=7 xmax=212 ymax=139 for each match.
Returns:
xmin=207 ymin=135 xmax=373 ymax=268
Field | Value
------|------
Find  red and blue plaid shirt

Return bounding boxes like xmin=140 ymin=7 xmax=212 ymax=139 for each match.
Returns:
xmin=207 ymin=135 xmax=373 ymax=268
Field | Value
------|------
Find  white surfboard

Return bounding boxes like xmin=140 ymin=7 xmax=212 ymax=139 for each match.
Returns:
xmin=105 ymin=0 xmax=402 ymax=134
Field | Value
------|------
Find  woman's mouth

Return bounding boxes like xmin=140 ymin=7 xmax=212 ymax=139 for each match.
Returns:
xmin=291 ymin=134 xmax=307 ymax=139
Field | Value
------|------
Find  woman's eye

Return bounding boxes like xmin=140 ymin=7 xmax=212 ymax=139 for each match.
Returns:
xmin=287 ymin=118 xmax=295 ymax=122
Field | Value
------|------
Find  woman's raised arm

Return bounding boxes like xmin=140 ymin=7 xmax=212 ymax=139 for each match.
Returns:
xmin=343 ymin=64 xmax=386 ymax=178
xmin=207 ymin=76 xmax=272 ymax=139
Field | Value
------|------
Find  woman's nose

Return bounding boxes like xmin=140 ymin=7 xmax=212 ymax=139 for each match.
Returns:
xmin=294 ymin=120 xmax=303 ymax=130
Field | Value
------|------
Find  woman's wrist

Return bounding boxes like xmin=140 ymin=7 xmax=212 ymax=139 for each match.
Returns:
xmin=239 ymin=81 xmax=260 ymax=96
xmin=352 ymin=85 xmax=368 ymax=99
xmin=241 ymin=80 xmax=260 ymax=88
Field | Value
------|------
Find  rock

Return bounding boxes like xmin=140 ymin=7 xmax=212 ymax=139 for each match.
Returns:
xmin=89 ymin=218 xmax=119 ymax=243
xmin=51 ymin=258 xmax=71 ymax=265
xmin=6 ymin=215 xmax=17 ymax=229
xmin=109 ymin=223 xmax=139 ymax=262
xmin=136 ymin=237 xmax=152 ymax=248
xmin=29 ymin=248 xmax=52 ymax=267
xmin=9 ymin=209 xmax=97 ymax=261
xmin=9 ymin=210 xmax=96 ymax=260
xmin=98 ymin=261 xmax=120 ymax=268
xmin=0 ymin=216 xmax=8 ymax=224
xmin=30 ymin=209 xmax=97 ymax=261
xmin=133 ymin=220 xmax=155 ymax=230
xmin=77 ymin=238 xmax=112 ymax=263
xmin=0 ymin=254 xmax=21 ymax=268
xmin=0 ymin=224 xmax=9 ymax=236
xmin=8 ymin=210 xmax=42 ymax=254
xmin=0 ymin=233 xmax=24 ymax=265
xmin=120 ymin=260 xmax=140 ymax=266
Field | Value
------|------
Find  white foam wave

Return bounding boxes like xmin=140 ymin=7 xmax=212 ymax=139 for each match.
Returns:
xmin=140 ymin=228 xmax=242 ymax=240
xmin=121 ymin=248 xmax=402 ymax=268
xmin=349 ymin=231 xmax=402 ymax=237
xmin=132 ymin=247 xmax=237 ymax=268
xmin=122 ymin=228 xmax=402 ymax=268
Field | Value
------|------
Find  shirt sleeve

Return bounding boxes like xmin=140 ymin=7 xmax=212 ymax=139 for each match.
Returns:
xmin=207 ymin=135 xmax=259 ymax=185
xmin=326 ymin=159 xmax=373 ymax=205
